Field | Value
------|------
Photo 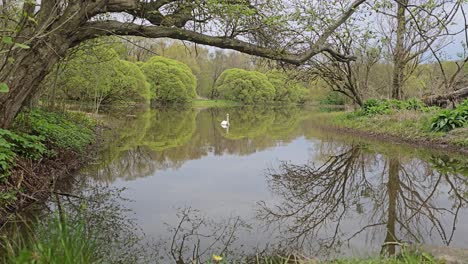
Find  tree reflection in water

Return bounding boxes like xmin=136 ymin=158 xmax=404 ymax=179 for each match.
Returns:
xmin=258 ymin=144 xmax=468 ymax=257
xmin=154 ymin=207 xmax=253 ymax=264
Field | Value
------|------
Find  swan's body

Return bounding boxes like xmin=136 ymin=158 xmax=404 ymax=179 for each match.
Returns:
xmin=221 ymin=114 xmax=230 ymax=128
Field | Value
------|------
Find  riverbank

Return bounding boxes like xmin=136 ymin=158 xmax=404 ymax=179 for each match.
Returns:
xmin=192 ymin=99 xmax=240 ymax=108
xmin=319 ymin=100 xmax=468 ymax=154
xmin=0 ymin=109 xmax=98 ymax=223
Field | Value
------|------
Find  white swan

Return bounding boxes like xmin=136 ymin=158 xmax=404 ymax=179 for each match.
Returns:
xmin=221 ymin=114 xmax=230 ymax=128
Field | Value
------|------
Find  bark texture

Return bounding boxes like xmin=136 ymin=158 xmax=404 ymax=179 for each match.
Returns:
xmin=422 ymin=87 xmax=468 ymax=107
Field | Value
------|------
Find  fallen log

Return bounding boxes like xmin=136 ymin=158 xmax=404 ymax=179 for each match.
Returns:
xmin=422 ymin=87 xmax=468 ymax=107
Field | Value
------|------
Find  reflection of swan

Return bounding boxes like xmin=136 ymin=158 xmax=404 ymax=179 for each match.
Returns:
xmin=221 ymin=114 xmax=230 ymax=128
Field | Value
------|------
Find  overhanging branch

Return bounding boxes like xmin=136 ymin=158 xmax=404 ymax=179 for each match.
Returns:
xmin=81 ymin=0 xmax=367 ymax=64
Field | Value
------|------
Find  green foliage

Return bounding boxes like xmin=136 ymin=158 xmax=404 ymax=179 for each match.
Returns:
xmin=0 ymin=129 xmax=46 ymax=160
xmin=266 ymin=71 xmax=309 ymax=104
xmin=0 ymin=190 xmax=17 ymax=207
xmin=215 ymin=69 xmax=275 ymax=103
xmin=42 ymin=43 xmax=150 ymax=106
xmin=359 ymin=98 xmax=429 ymax=116
xmin=140 ymin=56 xmax=197 ymax=104
xmin=2 ymin=213 xmax=99 ymax=264
xmin=320 ymin=91 xmax=347 ymax=105
xmin=430 ymin=100 xmax=468 ymax=132
xmin=191 ymin=99 xmax=240 ymax=108
xmin=0 ymin=137 xmax=16 ymax=180
xmin=0 ymin=129 xmax=46 ymax=180
xmin=0 ymin=82 xmax=9 ymax=93
xmin=142 ymin=108 xmax=196 ymax=151
xmin=13 ymin=109 xmax=95 ymax=152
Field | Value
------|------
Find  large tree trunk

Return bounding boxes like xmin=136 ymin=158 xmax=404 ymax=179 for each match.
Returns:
xmin=391 ymin=0 xmax=408 ymax=100
xmin=0 ymin=36 xmax=70 ymax=128
xmin=422 ymin=87 xmax=468 ymax=107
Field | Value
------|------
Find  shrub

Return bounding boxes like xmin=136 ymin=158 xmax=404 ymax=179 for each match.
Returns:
xmin=42 ymin=45 xmax=150 ymax=106
xmin=13 ymin=109 xmax=95 ymax=152
xmin=360 ymin=98 xmax=429 ymax=116
xmin=140 ymin=56 xmax=197 ymax=104
xmin=266 ymin=71 xmax=309 ymax=104
xmin=361 ymin=99 xmax=391 ymax=115
xmin=215 ymin=69 xmax=276 ymax=103
xmin=320 ymin=91 xmax=347 ymax=105
xmin=431 ymin=99 xmax=468 ymax=132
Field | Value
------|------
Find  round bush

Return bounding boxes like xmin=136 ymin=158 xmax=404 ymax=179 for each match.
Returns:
xmin=215 ymin=69 xmax=275 ymax=103
xmin=140 ymin=56 xmax=197 ymax=104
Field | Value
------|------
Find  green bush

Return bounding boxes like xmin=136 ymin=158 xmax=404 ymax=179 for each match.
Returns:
xmin=359 ymin=98 xmax=429 ymax=116
xmin=215 ymin=69 xmax=276 ymax=103
xmin=43 ymin=45 xmax=150 ymax=106
xmin=266 ymin=71 xmax=309 ymax=104
xmin=361 ymin=99 xmax=391 ymax=115
xmin=320 ymin=91 xmax=347 ymax=105
xmin=140 ymin=56 xmax=197 ymax=104
xmin=13 ymin=109 xmax=95 ymax=152
xmin=431 ymin=99 xmax=468 ymax=132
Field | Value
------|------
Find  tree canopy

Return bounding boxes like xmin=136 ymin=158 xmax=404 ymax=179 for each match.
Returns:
xmin=140 ymin=56 xmax=197 ymax=104
xmin=216 ymin=69 xmax=276 ymax=103
xmin=0 ymin=0 xmax=366 ymax=127
xmin=42 ymin=44 xmax=150 ymax=108
xmin=215 ymin=69 xmax=309 ymax=104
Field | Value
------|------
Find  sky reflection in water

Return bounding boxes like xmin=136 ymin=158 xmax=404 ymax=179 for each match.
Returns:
xmin=79 ymin=106 xmax=468 ymax=262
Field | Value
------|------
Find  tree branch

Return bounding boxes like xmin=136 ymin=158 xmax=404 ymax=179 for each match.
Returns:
xmin=80 ymin=0 xmax=367 ymax=64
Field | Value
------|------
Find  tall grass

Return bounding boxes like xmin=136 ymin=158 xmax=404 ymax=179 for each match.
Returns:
xmin=1 ymin=212 xmax=99 ymax=264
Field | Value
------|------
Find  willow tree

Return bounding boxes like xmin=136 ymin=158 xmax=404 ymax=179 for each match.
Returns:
xmin=0 ymin=0 xmax=367 ymax=128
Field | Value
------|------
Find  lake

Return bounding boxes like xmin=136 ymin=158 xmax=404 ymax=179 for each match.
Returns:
xmin=71 ymin=106 xmax=468 ymax=262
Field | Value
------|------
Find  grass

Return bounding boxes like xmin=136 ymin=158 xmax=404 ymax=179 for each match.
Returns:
xmin=192 ymin=99 xmax=240 ymax=108
xmin=203 ymin=251 xmax=439 ymax=264
xmin=1 ymin=213 xmax=99 ymax=264
xmin=328 ymin=109 xmax=468 ymax=147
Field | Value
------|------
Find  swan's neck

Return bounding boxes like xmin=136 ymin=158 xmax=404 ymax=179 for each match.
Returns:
xmin=226 ymin=115 xmax=229 ymax=123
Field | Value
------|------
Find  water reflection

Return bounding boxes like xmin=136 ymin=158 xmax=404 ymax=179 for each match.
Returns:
xmin=74 ymin=106 xmax=468 ymax=262
xmin=85 ymin=106 xmax=312 ymax=182
xmin=258 ymin=144 xmax=468 ymax=257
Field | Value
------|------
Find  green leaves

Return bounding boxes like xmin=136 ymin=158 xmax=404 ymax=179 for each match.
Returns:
xmin=0 ymin=82 xmax=9 ymax=93
xmin=140 ymin=56 xmax=197 ymax=104
xmin=215 ymin=69 xmax=276 ymax=103
xmin=1 ymin=36 xmax=13 ymax=45
xmin=430 ymin=100 xmax=468 ymax=132
xmin=14 ymin=43 xmax=30 ymax=49
xmin=1 ymin=36 xmax=30 ymax=49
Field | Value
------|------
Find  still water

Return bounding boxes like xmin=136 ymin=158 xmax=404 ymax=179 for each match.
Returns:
xmin=77 ymin=106 xmax=468 ymax=262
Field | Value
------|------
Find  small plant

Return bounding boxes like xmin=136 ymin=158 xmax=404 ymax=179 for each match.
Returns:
xmin=0 ymin=129 xmax=47 ymax=180
xmin=0 ymin=129 xmax=46 ymax=160
xmin=13 ymin=109 xmax=95 ymax=152
xmin=431 ymin=99 xmax=468 ymax=132
xmin=361 ymin=99 xmax=391 ymax=115
xmin=359 ymin=98 xmax=430 ymax=116
xmin=0 ymin=190 xmax=17 ymax=207
xmin=0 ymin=138 xmax=16 ymax=180
xmin=1 ymin=212 xmax=99 ymax=264
xmin=404 ymin=98 xmax=426 ymax=110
